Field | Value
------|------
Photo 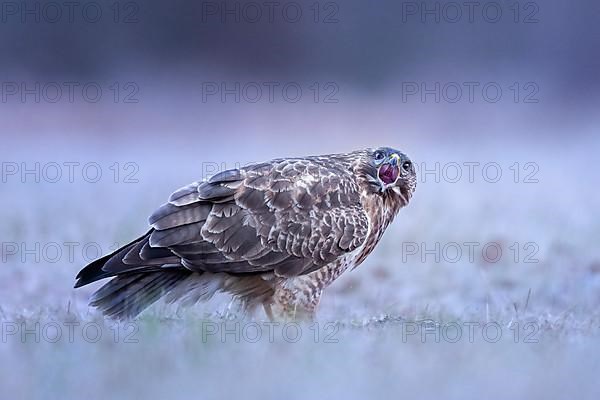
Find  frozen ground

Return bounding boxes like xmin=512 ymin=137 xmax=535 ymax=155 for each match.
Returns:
xmin=1 ymin=135 xmax=599 ymax=399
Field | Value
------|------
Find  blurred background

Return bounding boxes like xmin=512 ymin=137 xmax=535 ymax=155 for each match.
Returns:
xmin=1 ymin=0 xmax=599 ymax=142
xmin=1 ymin=1 xmax=600 ymax=399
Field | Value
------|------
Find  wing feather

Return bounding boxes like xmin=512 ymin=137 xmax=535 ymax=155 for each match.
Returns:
xmin=112 ymin=157 xmax=370 ymax=277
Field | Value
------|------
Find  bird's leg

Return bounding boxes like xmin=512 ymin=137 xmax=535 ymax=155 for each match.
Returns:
xmin=290 ymin=300 xmax=319 ymax=322
xmin=271 ymin=279 xmax=322 ymax=322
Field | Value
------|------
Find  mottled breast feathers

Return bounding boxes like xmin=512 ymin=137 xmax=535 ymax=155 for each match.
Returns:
xmin=144 ymin=157 xmax=370 ymax=278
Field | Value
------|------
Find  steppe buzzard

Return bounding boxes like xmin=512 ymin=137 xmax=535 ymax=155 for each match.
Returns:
xmin=75 ymin=147 xmax=416 ymax=320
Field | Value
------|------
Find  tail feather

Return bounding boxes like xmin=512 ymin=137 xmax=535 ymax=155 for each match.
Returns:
xmin=88 ymin=273 xmax=146 ymax=304
xmin=75 ymin=229 xmax=196 ymax=319
xmin=74 ymin=230 xmax=154 ymax=288
xmin=90 ymin=270 xmax=192 ymax=319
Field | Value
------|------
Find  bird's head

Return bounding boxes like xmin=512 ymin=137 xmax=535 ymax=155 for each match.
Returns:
xmin=356 ymin=147 xmax=417 ymax=206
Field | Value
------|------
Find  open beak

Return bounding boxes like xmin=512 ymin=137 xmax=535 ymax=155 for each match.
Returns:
xmin=378 ymin=154 xmax=400 ymax=185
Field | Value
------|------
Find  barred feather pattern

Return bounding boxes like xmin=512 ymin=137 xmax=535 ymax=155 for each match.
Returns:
xmin=75 ymin=147 xmax=416 ymax=320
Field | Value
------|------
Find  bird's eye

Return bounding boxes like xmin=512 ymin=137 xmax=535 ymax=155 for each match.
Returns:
xmin=374 ymin=152 xmax=385 ymax=161
xmin=402 ymin=161 xmax=412 ymax=171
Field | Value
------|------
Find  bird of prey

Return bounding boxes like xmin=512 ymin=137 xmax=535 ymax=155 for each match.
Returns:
xmin=75 ymin=147 xmax=416 ymax=320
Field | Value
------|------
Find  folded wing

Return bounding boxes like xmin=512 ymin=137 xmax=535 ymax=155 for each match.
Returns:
xmin=76 ymin=157 xmax=369 ymax=288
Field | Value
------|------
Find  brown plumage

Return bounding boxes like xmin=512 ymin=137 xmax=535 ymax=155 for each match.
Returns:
xmin=75 ymin=147 xmax=417 ymax=320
